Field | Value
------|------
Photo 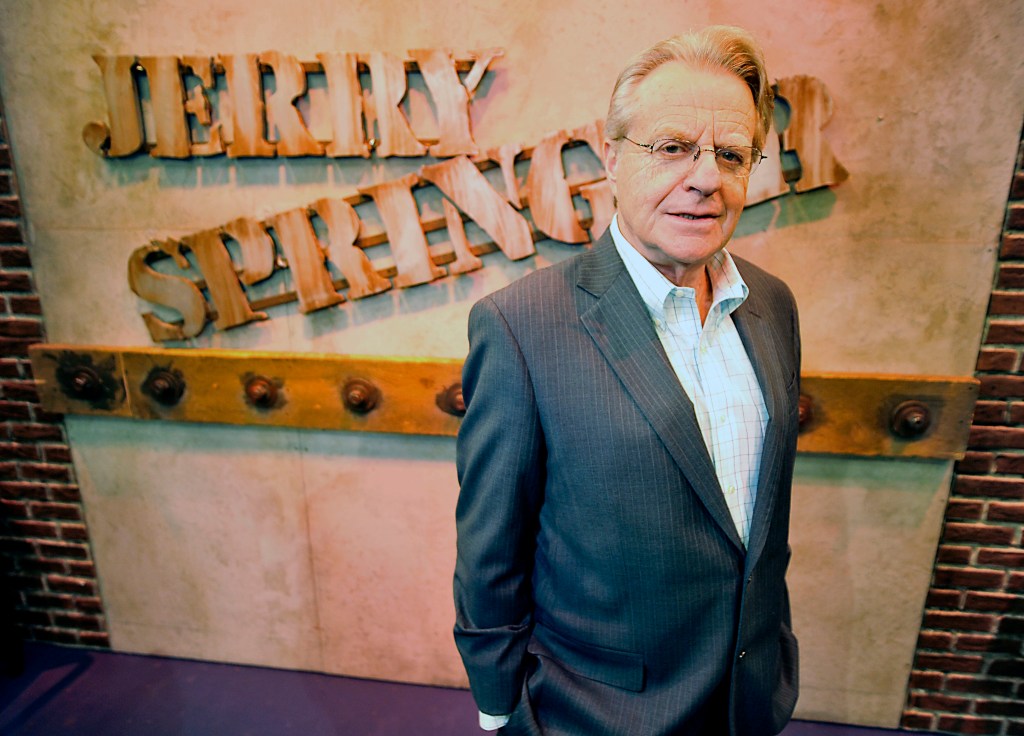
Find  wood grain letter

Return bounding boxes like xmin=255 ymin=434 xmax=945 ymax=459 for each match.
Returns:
xmin=222 ymin=217 xmax=276 ymax=285
xmin=91 ymin=55 xmax=144 ymax=157
xmin=312 ymin=198 xmax=392 ymax=299
xmin=183 ymin=228 xmax=267 ymax=329
xmin=776 ymin=75 xmax=849 ymax=193
xmin=359 ymin=174 xmax=444 ymax=287
xmin=441 ymin=198 xmax=483 ymax=275
xmin=409 ymin=48 xmax=477 ymax=157
xmin=526 ymin=129 xmax=589 ymax=244
xmin=268 ymin=209 xmax=345 ymax=313
xmin=420 ymin=156 xmax=534 ymax=261
xmin=181 ymin=56 xmax=224 ymax=156
xmin=128 ymin=242 xmax=209 ymax=341
xmin=366 ymin=52 xmax=427 ymax=157
xmin=218 ymin=54 xmax=276 ymax=158
xmin=260 ymin=51 xmax=324 ymax=157
xmin=137 ymin=56 xmax=191 ymax=159
xmin=318 ymin=52 xmax=370 ymax=158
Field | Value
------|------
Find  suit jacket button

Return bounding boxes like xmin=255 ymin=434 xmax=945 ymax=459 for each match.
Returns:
xmin=738 ymin=650 xmax=747 ymax=660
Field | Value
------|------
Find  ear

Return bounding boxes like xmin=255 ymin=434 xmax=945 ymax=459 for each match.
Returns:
xmin=603 ymin=138 xmax=619 ymax=194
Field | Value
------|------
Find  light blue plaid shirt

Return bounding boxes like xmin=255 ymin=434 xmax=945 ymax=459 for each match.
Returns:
xmin=610 ymin=216 xmax=768 ymax=546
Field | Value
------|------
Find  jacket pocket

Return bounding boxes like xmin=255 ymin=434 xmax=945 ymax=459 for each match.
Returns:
xmin=528 ymin=621 xmax=645 ymax=692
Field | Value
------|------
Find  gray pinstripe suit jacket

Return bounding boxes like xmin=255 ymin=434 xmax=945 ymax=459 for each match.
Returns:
xmin=454 ymin=231 xmax=800 ymax=736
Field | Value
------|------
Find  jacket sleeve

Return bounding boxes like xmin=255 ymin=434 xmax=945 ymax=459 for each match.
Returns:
xmin=453 ymin=295 xmax=546 ymax=716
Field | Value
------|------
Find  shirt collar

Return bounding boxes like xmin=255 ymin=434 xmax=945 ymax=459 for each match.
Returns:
xmin=609 ymin=214 xmax=749 ymax=321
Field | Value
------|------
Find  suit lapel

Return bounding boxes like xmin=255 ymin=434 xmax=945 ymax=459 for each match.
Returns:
xmin=577 ymin=235 xmax=744 ymax=552
xmin=731 ymin=282 xmax=790 ymax=568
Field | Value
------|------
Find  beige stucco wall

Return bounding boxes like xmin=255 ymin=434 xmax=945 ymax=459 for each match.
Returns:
xmin=1 ymin=0 xmax=1022 ymax=728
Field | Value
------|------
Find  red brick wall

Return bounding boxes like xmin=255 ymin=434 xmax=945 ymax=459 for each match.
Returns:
xmin=902 ymin=131 xmax=1024 ymax=733
xmin=0 ymin=92 xmax=108 ymax=648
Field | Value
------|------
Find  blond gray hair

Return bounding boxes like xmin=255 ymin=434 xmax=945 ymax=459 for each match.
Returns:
xmin=605 ymin=25 xmax=774 ymax=150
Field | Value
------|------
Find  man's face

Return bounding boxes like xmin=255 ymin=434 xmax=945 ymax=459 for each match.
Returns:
xmin=604 ymin=62 xmax=758 ymax=285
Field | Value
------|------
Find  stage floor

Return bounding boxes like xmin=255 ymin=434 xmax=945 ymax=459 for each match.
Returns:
xmin=0 ymin=642 xmax=905 ymax=735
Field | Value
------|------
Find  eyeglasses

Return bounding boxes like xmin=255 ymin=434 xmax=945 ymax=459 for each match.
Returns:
xmin=620 ymin=137 xmax=765 ymax=178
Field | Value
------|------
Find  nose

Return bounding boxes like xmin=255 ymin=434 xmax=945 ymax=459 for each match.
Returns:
xmin=684 ymin=148 xmax=723 ymax=195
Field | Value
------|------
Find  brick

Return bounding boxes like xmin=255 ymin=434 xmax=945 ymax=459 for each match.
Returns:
xmin=978 ymin=375 xmax=1024 ymax=398
xmin=0 ymin=221 xmax=21 ymax=244
xmin=977 ymin=547 xmax=1024 ymax=566
xmin=59 ymin=523 xmax=88 ymax=542
xmin=1002 ymin=232 xmax=1024 ymax=259
xmin=972 ymin=400 xmax=1007 ymax=425
xmin=10 ymin=424 xmax=64 ymax=442
xmin=945 ymin=674 xmax=1015 ymax=696
xmin=29 ymin=502 xmax=80 ymax=521
xmin=900 ymin=712 xmax=934 ymax=729
xmin=0 ymin=319 xmax=41 ymax=338
xmin=4 ymin=573 xmax=42 ymax=591
xmin=48 ymin=485 xmax=81 ymax=503
xmin=987 ymin=500 xmax=1024 ymax=521
xmin=0 ymin=495 xmax=28 ymax=517
xmin=987 ymin=657 xmax=1024 ymax=678
xmin=0 ymin=196 xmax=20 ymax=218
xmin=0 ymin=379 xmax=38 ymax=401
xmin=910 ymin=693 xmax=970 ymax=711
xmin=956 ymin=452 xmax=994 ymax=474
xmin=1010 ymin=402 xmax=1024 ymax=424
xmin=78 ymin=631 xmax=110 ymax=648
xmin=936 ymin=546 xmax=973 ymax=565
xmin=0 ymin=442 xmax=38 ymax=460
xmin=942 ymin=523 xmax=1015 ymax=546
xmin=24 ymin=592 xmax=74 ymax=610
xmin=19 ymin=463 xmax=71 ymax=483
xmin=1013 ymin=171 xmax=1024 ymax=199
xmin=37 ymin=541 xmax=88 ymax=561
xmin=964 ymin=591 xmax=1024 ymax=612
xmin=994 ymin=453 xmax=1024 ymax=474
xmin=0 ymin=173 xmax=11 ymax=195
xmin=0 ymin=338 xmax=41 ymax=357
xmin=0 ymin=400 xmax=31 ymax=420
xmin=41 ymin=445 xmax=71 ymax=464
xmin=998 ymin=616 xmax=1024 ymax=635
xmin=46 ymin=574 xmax=95 ymax=595
xmin=956 ymin=475 xmax=1024 ymax=498
xmin=10 ymin=519 xmax=57 ymax=538
xmin=916 ymin=631 xmax=954 ymax=649
xmin=923 ymin=611 xmax=996 ymax=632
xmin=31 ymin=407 xmax=66 ymax=424
xmin=914 ymin=653 xmax=984 ymax=673
xmin=33 ymin=627 xmax=77 ymax=645
xmin=988 ymin=291 xmax=1024 ymax=315
xmin=52 ymin=612 xmax=103 ymax=631
xmin=976 ymin=349 xmax=1019 ymax=372
xmin=955 ymin=634 xmax=1021 ymax=654
xmin=944 ymin=499 xmax=984 ymax=520
xmin=908 ymin=670 xmax=944 ymax=689
xmin=0 ymin=359 xmax=21 ymax=378
xmin=0 ymin=273 xmax=30 ymax=291
xmin=74 ymin=596 xmax=103 ymax=613
xmin=9 ymin=296 xmax=41 ymax=315
xmin=14 ymin=608 xmax=52 ymax=627
xmin=18 ymin=557 xmax=67 ymax=574
xmin=932 ymin=567 xmax=1005 ymax=589
xmin=936 ymin=715 xmax=1002 ymax=734
xmin=0 ymin=247 xmax=30 ymax=268
xmin=0 ymin=536 xmax=33 ymax=555
xmin=0 ymin=481 xmax=49 ymax=500
xmin=1009 ymin=203 xmax=1024 ymax=230
xmin=65 ymin=561 xmax=95 ymax=577
xmin=1009 ymin=572 xmax=1024 ymax=591
xmin=927 ymin=589 xmax=962 ymax=608
xmin=0 ymin=146 xmax=11 ymax=168
xmin=969 ymin=425 xmax=1024 ymax=451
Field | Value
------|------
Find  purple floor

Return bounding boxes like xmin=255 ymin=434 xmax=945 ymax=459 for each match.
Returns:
xmin=0 ymin=642 xmax=906 ymax=735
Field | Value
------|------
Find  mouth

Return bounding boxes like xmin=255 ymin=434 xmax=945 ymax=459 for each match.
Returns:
xmin=669 ymin=212 xmax=720 ymax=220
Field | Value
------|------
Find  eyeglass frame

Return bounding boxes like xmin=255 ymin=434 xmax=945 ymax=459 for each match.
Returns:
xmin=618 ymin=136 xmax=766 ymax=178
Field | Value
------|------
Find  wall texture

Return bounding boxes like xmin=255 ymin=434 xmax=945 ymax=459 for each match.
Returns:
xmin=0 ymin=0 xmax=1022 ymax=730
xmin=902 ymin=132 xmax=1024 ymax=735
xmin=0 ymin=92 xmax=108 ymax=649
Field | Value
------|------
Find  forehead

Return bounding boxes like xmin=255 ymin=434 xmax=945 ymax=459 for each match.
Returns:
xmin=629 ymin=61 xmax=756 ymax=140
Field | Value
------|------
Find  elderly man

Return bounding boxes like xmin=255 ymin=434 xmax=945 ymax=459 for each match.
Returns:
xmin=454 ymin=25 xmax=800 ymax=736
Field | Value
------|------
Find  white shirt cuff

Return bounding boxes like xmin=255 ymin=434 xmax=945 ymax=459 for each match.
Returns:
xmin=479 ymin=711 xmax=511 ymax=730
